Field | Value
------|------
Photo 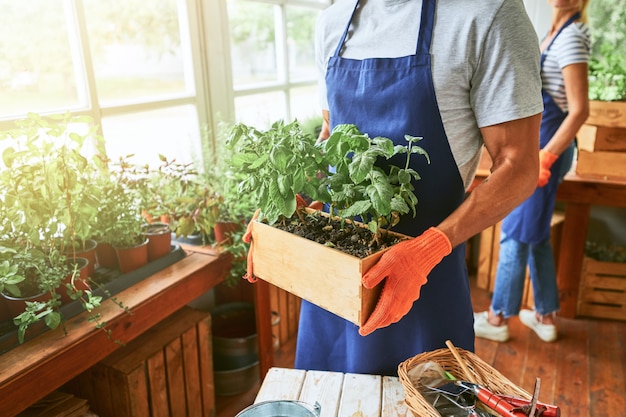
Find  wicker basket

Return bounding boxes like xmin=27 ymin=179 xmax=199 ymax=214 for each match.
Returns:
xmin=397 ymin=347 xmax=531 ymax=417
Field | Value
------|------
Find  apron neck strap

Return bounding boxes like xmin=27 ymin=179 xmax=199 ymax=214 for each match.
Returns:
xmin=333 ymin=0 xmax=437 ymax=57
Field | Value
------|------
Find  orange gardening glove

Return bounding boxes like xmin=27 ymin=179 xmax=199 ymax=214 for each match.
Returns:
xmin=538 ymin=149 xmax=559 ymax=188
xmin=242 ymin=208 xmax=260 ymax=283
xmin=359 ymin=227 xmax=452 ymax=336
xmin=296 ymin=194 xmax=323 ymax=210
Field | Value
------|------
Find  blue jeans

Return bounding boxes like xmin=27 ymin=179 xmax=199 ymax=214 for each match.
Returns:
xmin=491 ymin=232 xmax=559 ymax=317
xmin=490 ymin=142 xmax=575 ymax=317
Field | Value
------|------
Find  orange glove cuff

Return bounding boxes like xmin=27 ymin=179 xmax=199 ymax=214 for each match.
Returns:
xmin=414 ymin=227 xmax=453 ymax=272
xmin=538 ymin=150 xmax=559 ymax=187
xmin=540 ymin=149 xmax=558 ymax=169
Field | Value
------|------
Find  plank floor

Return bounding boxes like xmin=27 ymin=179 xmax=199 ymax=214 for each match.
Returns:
xmin=216 ymin=276 xmax=626 ymax=417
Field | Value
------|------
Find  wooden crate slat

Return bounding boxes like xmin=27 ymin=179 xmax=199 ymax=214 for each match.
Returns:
xmin=147 ymin=350 xmax=169 ymax=417
xmin=181 ymin=324 xmax=203 ymax=417
xmin=578 ymin=303 xmax=626 ymax=321
xmin=578 ymin=257 xmax=626 ymax=320
xmin=583 ymin=257 xmax=626 ymax=275
xmin=587 ymin=100 xmax=626 ymax=128
xmin=582 ymin=274 xmax=626 ymax=291
xmin=576 ymin=150 xmax=626 ymax=181
xmin=580 ymin=286 xmax=626 ymax=304
xmin=196 ymin=316 xmax=215 ymax=417
xmin=165 ymin=337 xmax=187 ymax=417
xmin=577 ymin=124 xmax=626 ymax=152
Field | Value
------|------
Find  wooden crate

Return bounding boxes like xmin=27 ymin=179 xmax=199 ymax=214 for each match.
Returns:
xmin=576 ymin=100 xmax=626 ymax=180
xmin=476 ymin=211 xmax=565 ymax=308
xmin=64 ymin=307 xmax=215 ymax=417
xmin=250 ymin=214 xmax=409 ymax=327
xmin=578 ymin=257 xmax=626 ymax=321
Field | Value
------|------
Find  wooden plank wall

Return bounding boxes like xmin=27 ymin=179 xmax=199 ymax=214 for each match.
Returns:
xmin=268 ymin=284 xmax=301 ymax=350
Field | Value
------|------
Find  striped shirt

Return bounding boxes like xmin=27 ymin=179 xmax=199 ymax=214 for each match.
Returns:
xmin=541 ymin=22 xmax=591 ymax=112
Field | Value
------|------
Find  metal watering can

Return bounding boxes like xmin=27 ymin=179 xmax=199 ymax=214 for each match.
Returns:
xmin=235 ymin=400 xmax=321 ymax=417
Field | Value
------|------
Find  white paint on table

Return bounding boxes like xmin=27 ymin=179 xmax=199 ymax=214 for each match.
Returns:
xmin=254 ymin=367 xmax=414 ymax=417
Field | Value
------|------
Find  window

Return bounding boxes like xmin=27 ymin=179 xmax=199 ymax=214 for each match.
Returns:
xmin=227 ymin=0 xmax=330 ymax=128
xmin=0 ymin=0 xmax=329 ymax=167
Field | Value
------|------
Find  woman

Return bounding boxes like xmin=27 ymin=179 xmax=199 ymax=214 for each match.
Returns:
xmin=474 ymin=0 xmax=591 ymax=343
xmin=292 ymin=0 xmax=543 ymax=376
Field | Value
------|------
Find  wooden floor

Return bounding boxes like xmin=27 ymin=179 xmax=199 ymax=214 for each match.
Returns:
xmin=216 ymin=276 xmax=626 ymax=417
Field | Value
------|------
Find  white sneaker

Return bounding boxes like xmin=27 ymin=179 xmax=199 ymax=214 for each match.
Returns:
xmin=473 ymin=311 xmax=509 ymax=342
xmin=519 ymin=309 xmax=557 ymax=342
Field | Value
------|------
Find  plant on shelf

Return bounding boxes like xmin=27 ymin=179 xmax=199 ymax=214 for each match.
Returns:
xmin=144 ymin=155 xmax=220 ymax=245
xmin=0 ymin=112 xmax=115 ymax=342
xmin=588 ymin=43 xmax=626 ymax=102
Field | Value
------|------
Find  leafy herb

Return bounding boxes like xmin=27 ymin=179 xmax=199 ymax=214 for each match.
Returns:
xmin=321 ymin=124 xmax=429 ymax=243
xmin=227 ymin=121 xmax=429 ymax=244
xmin=226 ymin=120 xmax=328 ymax=225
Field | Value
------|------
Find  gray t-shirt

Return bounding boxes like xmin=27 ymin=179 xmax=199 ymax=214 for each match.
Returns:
xmin=315 ymin=0 xmax=544 ymax=189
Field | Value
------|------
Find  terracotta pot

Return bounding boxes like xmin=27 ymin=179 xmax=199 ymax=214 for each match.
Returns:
xmin=64 ymin=239 xmax=98 ymax=277
xmin=143 ymin=222 xmax=172 ymax=262
xmin=2 ymin=290 xmax=52 ymax=319
xmin=0 ymin=296 xmax=12 ymax=323
xmin=95 ymin=241 xmax=119 ymax=269
xmin=214 ymin=221 xmax=242 ymax=245
xmin=114 ymin=238 xmax=149 ymax=274
xmin=61 ymin=257 xmax=91 ymax=304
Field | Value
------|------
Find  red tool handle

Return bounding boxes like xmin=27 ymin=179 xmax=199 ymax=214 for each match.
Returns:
xmin=500 ymin=395 xmax=561 ymax=417
xmin=475 ymin=387 xmax=528 ymax=417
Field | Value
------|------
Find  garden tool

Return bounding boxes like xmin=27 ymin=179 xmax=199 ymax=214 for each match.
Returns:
xmin=423 ymin=383 xmax=492 ymax=417
xmin=454 ymin=380 xmax=559 ymax=417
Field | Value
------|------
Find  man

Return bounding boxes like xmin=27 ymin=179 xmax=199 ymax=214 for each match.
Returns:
xmin=294 ymin=0 xmax=543 ymax=376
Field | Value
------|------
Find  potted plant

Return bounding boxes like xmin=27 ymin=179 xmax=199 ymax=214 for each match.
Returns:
xmin=226 ymin=121 xmax=428 ymax=326
xmin=144 ymin=155 xmax=220 ymax=245
xmin=0 ymin=112 xmax=111 ymax=342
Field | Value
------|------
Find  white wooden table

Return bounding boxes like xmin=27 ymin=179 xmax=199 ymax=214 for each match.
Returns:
xmin=253 ymin=367 xmax=415 ymax=417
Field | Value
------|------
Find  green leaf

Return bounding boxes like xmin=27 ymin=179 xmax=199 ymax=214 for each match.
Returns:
xmin=340 ymin=200 xmax=371 ymax=218
xmin=349 ymin=151 xmax=376 ymax=184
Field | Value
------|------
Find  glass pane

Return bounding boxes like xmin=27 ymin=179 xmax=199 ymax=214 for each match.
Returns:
xmin=290 ymin=85 xmax=321 ymax=124
xmin=286 ymin=6 xmax=318 ymax=82
xmin=0 ymin=1 xmax=82 ymax=118
xmin=101 ymin=105 xmax=202 ymax=169
xmin=83 ymin=0 xmax=192 ymax=105
xmin=235 ymin=92 xmax=286 ymax=129
xmin=228 ymin=0 xmax=277 ymax=86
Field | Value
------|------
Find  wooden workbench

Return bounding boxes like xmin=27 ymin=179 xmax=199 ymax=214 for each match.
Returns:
xmin=553 ymin=171 xmax=626 ymax=317
xmin=0 ymin=250 xmax=232 ymax=417
xmin=250 ymin=367 xmax=414 ymax=417
xmin=472 ymin=161 xmax=626 ymax=318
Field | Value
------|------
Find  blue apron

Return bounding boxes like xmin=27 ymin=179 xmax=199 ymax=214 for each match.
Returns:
xmin=294 ymin=0 xmax=474 ymax=376
xmin=501 ymin=13 xmax=580 ymax=245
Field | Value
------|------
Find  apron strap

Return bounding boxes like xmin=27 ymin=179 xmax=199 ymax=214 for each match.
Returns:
xmin=333 ymin=0 xmax=361 ymax=57
xmin=541 ymin=12 xmax=581 ymax=67
xmin=334 ymin=0 xmax=436 ymax=57
xmin=417 ymin=0 xmax=436 ymax=55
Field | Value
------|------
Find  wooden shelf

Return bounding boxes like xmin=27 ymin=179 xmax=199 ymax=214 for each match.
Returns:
xmin=0 ymin=251 xmax=232 ymax=417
